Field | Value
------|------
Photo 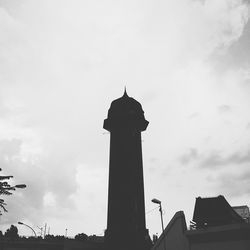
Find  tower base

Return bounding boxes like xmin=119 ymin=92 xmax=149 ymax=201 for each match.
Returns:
xmin=104 ymin=228 xmax=152 ymax=250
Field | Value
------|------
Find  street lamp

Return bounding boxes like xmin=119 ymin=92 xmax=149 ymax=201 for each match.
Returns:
xmin=14 ymin=184 xmax=26 ymax=189
xmin=151 ymin=198 xmax=164 ymax=233
xmin=18 ymin=222 xmax=37 ymax=237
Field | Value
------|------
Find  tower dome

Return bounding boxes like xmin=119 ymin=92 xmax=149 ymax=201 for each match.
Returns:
xmin=103 ymin=90 xmax=148 ymax=131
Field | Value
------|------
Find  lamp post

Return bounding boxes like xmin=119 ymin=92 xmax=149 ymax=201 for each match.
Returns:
xmin=18 ymin=222 xmax=37 ymax=237
xmin=37 ymin=226 xmax=43 ymax=237
xmin=151 ymin=198 xmax=164 ymax=233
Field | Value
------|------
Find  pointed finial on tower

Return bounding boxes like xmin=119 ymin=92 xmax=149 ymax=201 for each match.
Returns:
xmin=123 ymin=86 xmax=128 ymax=97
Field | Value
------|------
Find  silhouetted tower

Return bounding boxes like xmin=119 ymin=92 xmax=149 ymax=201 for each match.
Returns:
xmin=104 ymin=90 xmax=150 ymax=250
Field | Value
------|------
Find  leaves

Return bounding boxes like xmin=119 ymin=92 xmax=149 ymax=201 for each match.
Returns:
xmin=0 ymin=168 xmax=23 ymax=214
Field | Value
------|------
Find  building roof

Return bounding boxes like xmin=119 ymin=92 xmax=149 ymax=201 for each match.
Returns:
xmin=153 ymin=211 xmax=188 ymax=250
xmin=232 ymin=205 xmax=249 ymax=209
xmin=192 ymin=195 xmax=245 ymax=229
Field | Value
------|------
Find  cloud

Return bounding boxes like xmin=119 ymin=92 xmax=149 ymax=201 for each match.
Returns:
xmin=186 ymin=0 xmax=249 ymax=56
xmin=0 ymin=138 xmax=78 ymax=226
xmin=200 ymin=149 xmax=250 ymax=168
xmin=187 ymin=112 xmax=200 ymax=120
xmin=180 ymin=147 xmax=250 ymax=168
xmin=213 ymin=169 xmax=250 ymax=197
xmin=0 ymin=139 xmax=45 ymax=224
xmin=218 ymin=104 xmax=232 ymax=114
xmin=179 ymin=147 xmax=250 ymax=201
xmin=212 ymin=16 xmax=250 ymax=71
xmin=179 ymin=148 xmax=199 ymax=165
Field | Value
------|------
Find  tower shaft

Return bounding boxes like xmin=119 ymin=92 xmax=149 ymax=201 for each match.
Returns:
xmin=104 ymin=92 xmax=150 ymax=250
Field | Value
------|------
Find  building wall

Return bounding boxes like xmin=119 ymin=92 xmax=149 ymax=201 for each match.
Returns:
xmin=152 ymin=211 xmax=189 ymax=250
xmin=190 ymin=240 xmax=250 ymax=250
xmin=186 ymin=223 xmax=250 ymax=250
xmin=233 ymin=206 xmax=250 ymax=222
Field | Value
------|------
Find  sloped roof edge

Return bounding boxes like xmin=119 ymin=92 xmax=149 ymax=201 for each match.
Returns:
xmin=153 ymin=211 xmax=187 ymax=249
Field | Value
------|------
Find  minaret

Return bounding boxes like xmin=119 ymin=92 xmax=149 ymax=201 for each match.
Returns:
xmin=104 ymin=90 xmax=150 ymax=250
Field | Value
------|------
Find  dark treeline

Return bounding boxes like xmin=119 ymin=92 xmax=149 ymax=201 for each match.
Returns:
xmin=0 ymin=224 xmax=103 ymax=242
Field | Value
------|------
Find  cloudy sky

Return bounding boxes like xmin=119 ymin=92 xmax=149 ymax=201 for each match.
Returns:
xmin=0 ymin=0 xmax=250 ymax=238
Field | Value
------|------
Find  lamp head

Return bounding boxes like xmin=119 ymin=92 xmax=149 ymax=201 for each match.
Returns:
xmin=151 ymin=198 xmax=161 ymax=204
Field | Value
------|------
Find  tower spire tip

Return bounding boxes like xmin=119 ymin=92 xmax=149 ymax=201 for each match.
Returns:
xmin=123 ymin=86 xmax=128 ymax=97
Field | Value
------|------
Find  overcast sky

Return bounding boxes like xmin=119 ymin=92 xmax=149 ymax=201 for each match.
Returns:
xmin=0 ymin=0 xmax=250 ymax=238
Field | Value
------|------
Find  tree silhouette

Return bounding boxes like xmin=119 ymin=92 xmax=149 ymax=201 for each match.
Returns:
xmin=75 ymin=233 xmax=88 ymax=241
xmin=5 ymin=225 xmax=19 ymax=239
xmin=0 ymin=168 xmax=26 ymax=214
xmin=44 ymin=234 xmax=65 ymax=241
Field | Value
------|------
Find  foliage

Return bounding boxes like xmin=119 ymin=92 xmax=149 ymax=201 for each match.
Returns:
xmin=4 ymin=225 xmax=19 ymax=239
xmin=74 ymin=233 xmax=88 ymax=241
xmin=44 ymin=234 xmax=65 ymax=241
xmin=0 ymin=168 xmax=26 ymax=214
